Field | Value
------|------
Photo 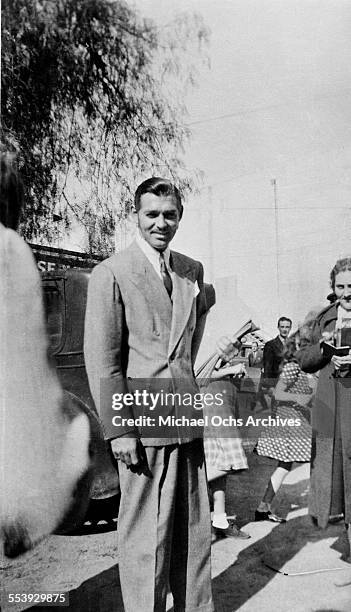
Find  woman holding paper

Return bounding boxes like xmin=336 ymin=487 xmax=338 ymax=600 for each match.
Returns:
xmin=298 ymin=257 xmax=351 ymax=561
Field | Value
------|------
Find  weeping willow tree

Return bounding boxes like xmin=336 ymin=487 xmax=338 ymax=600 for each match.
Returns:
xmin=1 ymin=0 xmax=209 ymax=255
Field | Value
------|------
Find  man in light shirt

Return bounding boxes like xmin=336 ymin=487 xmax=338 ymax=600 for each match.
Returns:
xmin=84 ymin=177 xmax=214 ymax=612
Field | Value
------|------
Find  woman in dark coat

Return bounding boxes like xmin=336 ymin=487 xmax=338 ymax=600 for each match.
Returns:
xmin=298 ymin=257 xmax=351 ymax=561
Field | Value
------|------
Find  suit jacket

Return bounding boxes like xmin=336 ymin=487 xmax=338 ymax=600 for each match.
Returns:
xmin=84 ymin=241 xmax=208 ymax=446
xmin=248 ymin=349 xmax=263 ymax=368
xmin=262 ymin=336 xmax=285 ymax=387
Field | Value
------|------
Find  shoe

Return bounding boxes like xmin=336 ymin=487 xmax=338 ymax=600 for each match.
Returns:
xmin=329 ymin=513 xmax=344 ymax=524
xmin=254 ymin=509 xmax=286 ymax=523
xmin=212 ymin=521 xmax=251 ymax=540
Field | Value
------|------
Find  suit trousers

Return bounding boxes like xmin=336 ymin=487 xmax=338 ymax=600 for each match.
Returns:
xmin=117 ymin=439 xmax=214 ymax=612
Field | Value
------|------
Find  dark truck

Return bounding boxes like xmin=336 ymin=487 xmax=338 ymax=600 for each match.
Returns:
xmin=42 ymin=268 xmax=119 ymax=529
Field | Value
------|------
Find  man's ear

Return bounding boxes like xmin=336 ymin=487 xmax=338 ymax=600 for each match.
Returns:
xmin=130 ymin=207 xmax=138 ymax=227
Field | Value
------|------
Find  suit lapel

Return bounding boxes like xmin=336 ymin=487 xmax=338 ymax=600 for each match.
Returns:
xmin=273 ymin=336 xmax=284 ymax=354
xmin=168 ymin=252 xmax=196 ymax=357
xmin=129 ymin=243 xmax=173 ymax=324
xmin=126 ymin=243 xmax=197 ymax=355
xmin=274 ymin=336 xmax=281 ymax=349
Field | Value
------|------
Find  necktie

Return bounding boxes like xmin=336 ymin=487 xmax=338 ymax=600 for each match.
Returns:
xmin=160 ymin=253 xmax=173 ymax=299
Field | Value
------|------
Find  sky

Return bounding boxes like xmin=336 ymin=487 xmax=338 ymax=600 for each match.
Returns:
xmin=129 ymin=0 xmax=351 ymax=338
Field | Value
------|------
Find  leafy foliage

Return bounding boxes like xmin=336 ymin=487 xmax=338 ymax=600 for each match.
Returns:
xmin=1 ymin=0 xmax=208 ymax=254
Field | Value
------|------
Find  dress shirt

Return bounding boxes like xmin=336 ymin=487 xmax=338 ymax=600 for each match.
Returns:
xmin=336 ymin=305 xmax=351 ymax=328
xmin=135 ymin=231 xmax=171 ymax=279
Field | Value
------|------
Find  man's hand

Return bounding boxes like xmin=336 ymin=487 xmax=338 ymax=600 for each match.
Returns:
xmin=110 ymin=436 xmax=144 ymax=467
xmin=216 ymin=336 xmax=240 ymax=362
xmin=211 ymin=362 xmax=246 ymax=380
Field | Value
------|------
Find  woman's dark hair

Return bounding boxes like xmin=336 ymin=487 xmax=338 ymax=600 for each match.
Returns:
xmin=0 ymin=150 xmax=24 ymax=229
xmin=283 ymin=336 xmax=298 ymax=363
xmin=330 ymin=257 xmax=351 ymax=290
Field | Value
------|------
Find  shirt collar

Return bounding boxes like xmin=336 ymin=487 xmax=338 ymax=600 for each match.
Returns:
xmin=136 ymin=231 xmax=171 ymax=269
xmin=336 ymin=304 xmax=351 ymax=327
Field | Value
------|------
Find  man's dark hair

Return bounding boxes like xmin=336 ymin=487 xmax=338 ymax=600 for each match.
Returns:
xmin=0 ymin=151 xmax=24 ymax=230
xmin=134 ymin=177 xmax=183 ymax=218
xmin=277 ymin=316 xmax=292 ymax=327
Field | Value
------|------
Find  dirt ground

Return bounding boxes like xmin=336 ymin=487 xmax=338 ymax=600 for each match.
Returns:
xmin=2 ymin=400 xmax=351 ymax=611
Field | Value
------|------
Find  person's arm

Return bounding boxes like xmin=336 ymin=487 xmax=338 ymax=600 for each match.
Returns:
xmin=274 ymin=364 xmax=313 ymax=406
xmin=84 ymin=264 xmax=143 ymax=466
xmin=263 ymin=342 xmax=275 ymax=380
xmin=296 ymin=319 xmax=331 ymax=373
xmin=84 ymin=264 xmax=131 ymax=431
xmin=211 ymin=362 xmax=246 ymax=380
xmin=274 ymin=378 xmax=313 ymax=407
xmin=191 ymin=262 xmax=208 ymax=364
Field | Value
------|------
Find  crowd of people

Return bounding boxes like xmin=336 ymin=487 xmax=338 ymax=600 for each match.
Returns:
xmin=2 ymin=149 xmax=351 ymax=611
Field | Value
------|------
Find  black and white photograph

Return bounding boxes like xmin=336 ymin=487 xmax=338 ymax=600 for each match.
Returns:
xmin=1 ymin=1 xmax=351 ymax=610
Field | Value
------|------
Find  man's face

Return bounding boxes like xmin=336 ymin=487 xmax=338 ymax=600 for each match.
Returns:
xmin=137 ymin=193 xmax=181 ymax=251
xmin=334 ymin=270 xmax=351 ymax=311
xmin=278 ymin=320 xmax=292 ymax=339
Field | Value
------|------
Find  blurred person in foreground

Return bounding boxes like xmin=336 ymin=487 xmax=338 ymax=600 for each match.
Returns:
xmin=298 ymin=257 xmax=351 ymax=562
xmin=0 ymin=150 xmax=90 ymax=557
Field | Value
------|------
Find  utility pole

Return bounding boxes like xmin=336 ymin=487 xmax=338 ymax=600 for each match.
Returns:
xmin=207 ymin=186 xmax=214 ymax=281
xmin=271 ymin=178 xmax=280 ymax=313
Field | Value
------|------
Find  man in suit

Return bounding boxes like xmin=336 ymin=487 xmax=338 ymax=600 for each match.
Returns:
xmin=84 ymin=177 xmax=214 ymax=612
xmin=248 ymin=341 xmax=263 ymax=368
xmin=259 ymin=317 xmax=292 ymax=409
